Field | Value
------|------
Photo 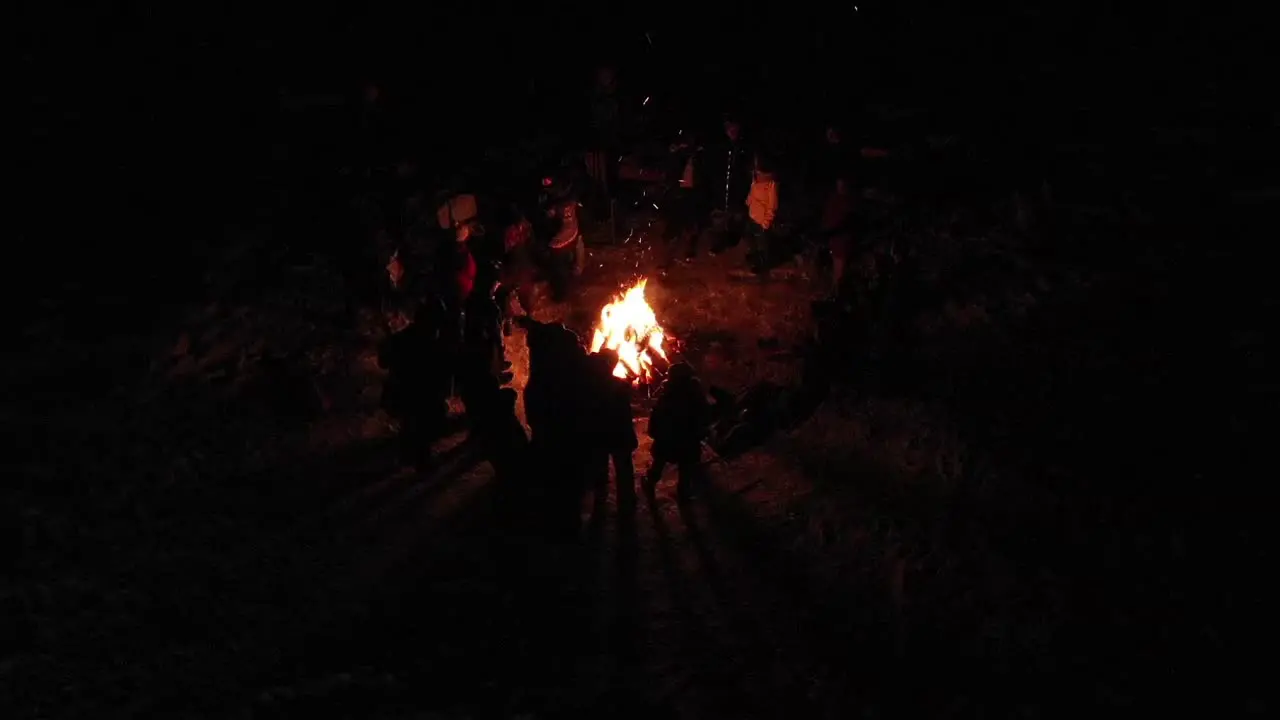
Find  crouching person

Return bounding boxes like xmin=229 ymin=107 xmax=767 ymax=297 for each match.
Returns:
xmin=644 ymin=363 xmax=711 ymax=503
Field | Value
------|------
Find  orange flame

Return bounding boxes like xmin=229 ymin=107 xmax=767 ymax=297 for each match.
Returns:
xmin=589 ymin=278 xmax=668 ymax=384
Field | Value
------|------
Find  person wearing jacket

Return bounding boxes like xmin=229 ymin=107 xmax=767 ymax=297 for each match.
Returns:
xmin=537 ymin=172 xmax=583 ymax=301
xmin=586 ymin=65 xmax=621 ymax=220
xmin=498 ymin=204 xmax=537 ymax=319
xmin=438 ymin=222 xmax=479 ymax=313
xmin=709 ymin=116 xmax=753 ymax=254
xmin=583 ymin=348 xmax=638 ymax=513
xmin=378 ymin=301 xmax=453 ymax=473
xmin=745 ymin=155 xmax=779 ymax=275
xmin=661 ymin=133 xmax=703 ymax=265
xmin=821 ymin=176 xmax=856 ymax=292
xmin=644 ymin=363 xmax=712 ymax=503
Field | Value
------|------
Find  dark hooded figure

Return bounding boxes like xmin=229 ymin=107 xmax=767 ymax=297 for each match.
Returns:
xmin=583 ymin=348 xmax=638 ymax=511
xmin=456 ymin=276 xmax=511 ymax=427
xmin=708 ymin=115 xmax=754 ymax=254
xmin=471 ymin=385 xmax=533 ymax=530
xmin=378 ymin=300 xmax=453 ymax=472
xmin=644 ymin=362 xmax=711 ymax=502
xmin=471 ymin=386 xmax=529 ymax=478
xmin=661 ymin=131 xmax=704 ymax=264
xmin=519 ymin=317 xmax=591 ymax=538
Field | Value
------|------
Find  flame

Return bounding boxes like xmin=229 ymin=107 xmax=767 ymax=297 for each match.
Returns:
xmin=589 ymin=278 xmax=668 ymax=384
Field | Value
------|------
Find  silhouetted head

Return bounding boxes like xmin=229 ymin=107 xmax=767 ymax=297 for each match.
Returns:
xmin=724 ymin=118 xmax=741 ymax=142
xmin=592 ymin=348 xmax=621 ymax=377
xmin=497 ymin=387 xmax=518 ymax=413
xmin=667 ymin=362 xmax=695 ymax=383
xmin=523 ymin=319 xmax=581 ymax=372
xmin=595 ymin=65 xmax=616 ymax=90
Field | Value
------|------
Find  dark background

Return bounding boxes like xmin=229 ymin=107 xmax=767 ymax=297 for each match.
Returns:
xmin=11 ymin=2 xmax=1274 ymax=714
xmin=18 ymin=1 xmax=1269 ymax=382
xmin=18 ymin=1 xmax=1270 ymax=421
xmin=22 ymin=1 xmax=1265 ymax=243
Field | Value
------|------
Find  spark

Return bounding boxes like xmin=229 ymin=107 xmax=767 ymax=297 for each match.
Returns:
xmin=645 ymin=32 xmax=652 ymax=45
xmin=643 ymin=96 xmax=650 ymax=106
xmin=652 ymin=202 xmax=660 ymax=210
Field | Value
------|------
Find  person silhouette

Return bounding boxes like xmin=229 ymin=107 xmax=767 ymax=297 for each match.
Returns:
xmin=378 ymin=300 xmax=453 ymax=473
xmin=583 ymin=348 xmax=638 ymax=513
xmin=644 ymin=362 xmax=712 ymax=502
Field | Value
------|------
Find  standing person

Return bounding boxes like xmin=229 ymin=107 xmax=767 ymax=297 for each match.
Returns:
xmin=814 ymin=123 xmax=856 ymax=194
xmin=583 ymin=349 xmax=639 ymax=512
xmin=745 ymin=155 xmax=780 ymax=275
xmin=439 ymin=223 xmax=479 ymax=312
xmin=660 ymin=132 xmax=703 ymax=265
xmin=457 ymin=279 xmax=511 ymax=427
xmin=498 ymin=204 xmax=538 ymax=321
xmin=536 ymin=170 xmax=583 ymax=301
xmin=644 ymin=363 xmax=712 ymax=503
xmin=821 ymin=176 xmax=856 ymax=293
xmin=472 ymin=386 xmax=530 ymax=490
xmin=378 ymin=301 xmax=453 ymax=473
xmin=586 ymin=65 xmax=621 ymax=221
xmin=709 ymin=115 xmax=753 ymax=255
xmin=521 ymin=319 xmax=592 ymax=540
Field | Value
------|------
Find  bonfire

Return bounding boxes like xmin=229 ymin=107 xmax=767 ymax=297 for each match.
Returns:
xmin=589 ymin=278 xmax=669 ymax=384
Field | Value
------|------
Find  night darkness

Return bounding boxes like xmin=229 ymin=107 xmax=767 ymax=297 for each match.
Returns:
xmin=11 ymin=2 xmax=1272 ymax=717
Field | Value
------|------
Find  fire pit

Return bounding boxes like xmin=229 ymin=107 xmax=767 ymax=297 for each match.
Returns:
xmin=589 ymin=278 xmax=670 ymax=385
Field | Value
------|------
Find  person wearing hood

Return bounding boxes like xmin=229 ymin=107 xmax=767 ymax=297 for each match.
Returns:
xmin=745 ymin=155 xmax=780 ymax=275
xmin=519 ymin=318 xmax=592 ymax=539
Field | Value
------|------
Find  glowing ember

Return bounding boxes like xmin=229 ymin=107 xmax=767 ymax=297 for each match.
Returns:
xmin=589 ymin=278 xmax=668 ymax=384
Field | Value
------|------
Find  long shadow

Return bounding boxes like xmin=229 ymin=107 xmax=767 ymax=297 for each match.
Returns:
xmin=708 ymin=379 xmax=826 ymax=461
xmin=240 ymin=435 xmax=400 ymax=512
xmin=308 ymin=437 xmax=478 ymax=532
xmin=644 ymin=491 xmax=771 ymax=717
xmin=695 ymin=480 xmax=903 ymax=713
xmin=613 ymin=476 xmax=643 ymax=671
xmin=257 ymin=467 xmax=509 ymax=717
xmin=674 ymin=498 xmax=802 ymax=708
xmin=337 ymin=440 xmax=486 ymax=542
xmin=674 ymin=502 xmax=734 ymax=624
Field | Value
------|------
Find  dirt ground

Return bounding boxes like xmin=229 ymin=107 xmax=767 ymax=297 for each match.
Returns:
xmin=7 ymin=208 xmax=1257 ymax=717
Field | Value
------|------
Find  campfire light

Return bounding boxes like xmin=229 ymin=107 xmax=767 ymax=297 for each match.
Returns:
xmin=589 ymin=278 xmax=669 ymax=384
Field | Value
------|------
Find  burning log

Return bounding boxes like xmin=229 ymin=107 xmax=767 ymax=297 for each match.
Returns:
xmin=588 ymin=278 xmax=670 ymax=385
